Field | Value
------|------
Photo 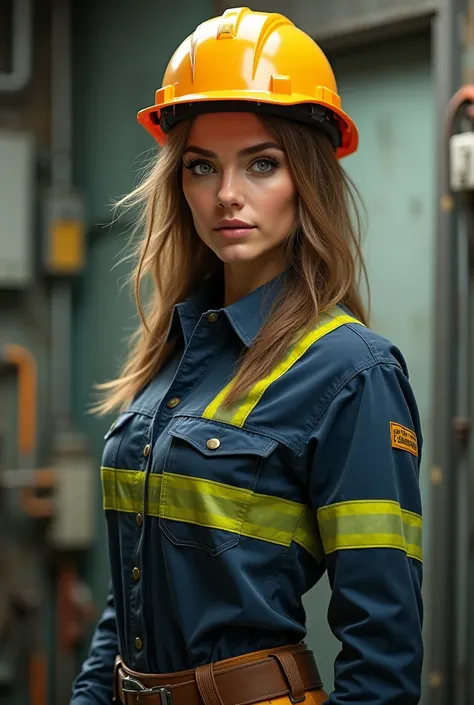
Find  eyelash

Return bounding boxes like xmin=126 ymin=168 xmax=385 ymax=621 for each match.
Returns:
xmin=183 ymin=155 xmax=281 ymax=176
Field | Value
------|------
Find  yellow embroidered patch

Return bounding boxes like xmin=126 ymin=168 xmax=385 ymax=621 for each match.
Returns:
xmin=390 ymin=422 xmax=418 ymax=457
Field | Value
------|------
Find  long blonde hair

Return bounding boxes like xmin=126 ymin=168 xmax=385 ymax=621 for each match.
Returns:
xmin=93 ymin=115 xmax=369 ymax=415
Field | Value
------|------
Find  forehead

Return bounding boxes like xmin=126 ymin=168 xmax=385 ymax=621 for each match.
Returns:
xmin=185 ymin=112 xmax=277 ymax=152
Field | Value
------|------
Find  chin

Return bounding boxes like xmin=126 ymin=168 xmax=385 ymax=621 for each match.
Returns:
xmin=214 ymin=246 xmax=262 ymax=264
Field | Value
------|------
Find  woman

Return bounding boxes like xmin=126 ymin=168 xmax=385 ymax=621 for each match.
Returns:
xmin=71 ymin=7 xmax=423 ymax=705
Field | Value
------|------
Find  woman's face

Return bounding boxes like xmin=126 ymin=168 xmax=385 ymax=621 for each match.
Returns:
xmin=181 ymin=112 xmax=297 ymax=272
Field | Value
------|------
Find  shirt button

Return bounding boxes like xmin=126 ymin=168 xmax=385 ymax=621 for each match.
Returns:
xmin=207 ymin=312 xmax=219 ymax=323
xmin=136 ymin=513 xmax=143 ymax=526
xmin=135 ymin=636 xmax=143 ymax=650
xmin=133 ymin=567 xmax=141 ymax=581
xmin=143 ymin=444 xmax=151 ymax=457
xmin=206 ymin=438 xmax=221 ymax=450
xmin=167 ymin=397 xmax=181 ymax=409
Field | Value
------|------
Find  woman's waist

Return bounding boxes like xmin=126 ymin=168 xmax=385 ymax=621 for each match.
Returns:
xmin=118 ymin=623 xmax=308 ymax=675
xmin=114 ymin=642 xmax=326 ymax=705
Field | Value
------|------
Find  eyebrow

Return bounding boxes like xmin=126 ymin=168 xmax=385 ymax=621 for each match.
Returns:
xmin=182 ymin=141 xmax=283 ymax=158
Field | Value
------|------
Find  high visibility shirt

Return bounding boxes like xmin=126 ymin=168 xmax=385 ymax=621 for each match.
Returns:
xmin=71 ymin=272 xmax=423 ymax=705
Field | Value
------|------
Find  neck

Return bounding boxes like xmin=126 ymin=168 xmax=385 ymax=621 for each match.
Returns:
xmin=223 ymin=256 xmax=287 ymax=307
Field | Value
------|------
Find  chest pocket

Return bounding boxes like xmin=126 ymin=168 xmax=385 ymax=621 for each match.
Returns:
xmin=159 ymin=416 xmax=278 ymax=556
xmin=102 ymin=410 xmax=153 ymax=472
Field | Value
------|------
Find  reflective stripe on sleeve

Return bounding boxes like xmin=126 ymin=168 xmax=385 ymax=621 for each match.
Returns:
xmin=101 ymin=467 xmax=324 ymax=561
xmin=317 ymin=499 xmax=423 ymax=562
xmin=202 ymin=306 xmax=363 ymax=427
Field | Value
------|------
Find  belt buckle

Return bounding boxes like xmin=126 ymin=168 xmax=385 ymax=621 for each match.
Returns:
xmin=122 ymin=676 xmax=172 ymax=704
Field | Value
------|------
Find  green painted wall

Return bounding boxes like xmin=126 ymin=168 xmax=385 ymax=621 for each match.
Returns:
xmin=303 ymin=32 xmax=434 ymax=700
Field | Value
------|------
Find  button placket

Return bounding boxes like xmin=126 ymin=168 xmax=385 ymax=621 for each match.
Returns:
xmin=130 ymin=423 xmax=153 ymax=668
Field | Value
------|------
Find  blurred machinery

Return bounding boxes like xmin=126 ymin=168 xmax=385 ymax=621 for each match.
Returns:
xmin=0 ymin=0 xmax=96 ymax=703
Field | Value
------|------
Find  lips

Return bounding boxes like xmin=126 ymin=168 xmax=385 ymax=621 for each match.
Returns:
xmin=214 ymin=219 xmax=255 ymax=230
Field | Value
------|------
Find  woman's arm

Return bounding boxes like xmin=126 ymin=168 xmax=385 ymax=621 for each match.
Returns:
xmin=309 ymin=360 xmax=423 ymax=705
xmin=70 ymin=586 xmax=118 ymax=705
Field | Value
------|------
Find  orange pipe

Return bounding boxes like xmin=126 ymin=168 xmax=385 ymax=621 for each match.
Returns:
xmin=29 ymin=651 xmax=48 ymax=705
xmin=2 ymin=347 xmax=47 ymax=704
xmin=3 ymin=344 xmax=37 ymax=458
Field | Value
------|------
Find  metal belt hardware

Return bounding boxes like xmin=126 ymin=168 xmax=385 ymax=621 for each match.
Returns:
xmin=122 ymin=675 xmax=172 ymax=703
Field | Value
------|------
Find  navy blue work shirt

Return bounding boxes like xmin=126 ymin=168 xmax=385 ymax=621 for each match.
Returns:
xmin=71 ymin=272 xmax=423 ymax=705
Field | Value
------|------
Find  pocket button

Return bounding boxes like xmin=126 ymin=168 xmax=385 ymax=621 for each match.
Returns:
xmin=167 ymin=397 xmax=181 ymax=409
xmin=206 ymin=438 xmax=221 ymax=450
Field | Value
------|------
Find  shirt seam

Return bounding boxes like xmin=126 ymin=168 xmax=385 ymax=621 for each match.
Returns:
xmin=294 ymin=358 xmax=403 ymax=456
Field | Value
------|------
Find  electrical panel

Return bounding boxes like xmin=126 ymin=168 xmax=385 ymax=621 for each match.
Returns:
xmin=450 ymin=131 xmax=474 ymax=192
xmin=47 ymin=432 xmax=96 ymax=550
xmin=0 ymin=129 xmax=34 ymax=287
xmin=42 ymin=190 xmax=86 ymax=276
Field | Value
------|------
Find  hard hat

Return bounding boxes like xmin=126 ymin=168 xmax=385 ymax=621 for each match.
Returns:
xmin=137 ymin=7 xmax=358 ymax=158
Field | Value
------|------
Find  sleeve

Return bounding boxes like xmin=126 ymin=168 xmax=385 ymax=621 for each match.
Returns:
xmin=70 ymin=587 xmax=118 ymax=705
xmin=308 ymin=361 xmax=423 ymax=705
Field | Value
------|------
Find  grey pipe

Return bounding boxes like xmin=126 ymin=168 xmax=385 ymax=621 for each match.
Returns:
xmin=428 ymin=1 xmax=461 ymax=703
xmin=50 ymin=0 xmax=73 ymax=431
xmin=0 ymin=0 xmax=32 ymax=93
xmin=51 ymin=0 xmax=72 ymax=188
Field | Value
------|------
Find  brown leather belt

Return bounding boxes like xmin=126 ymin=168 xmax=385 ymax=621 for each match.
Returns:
xmin=113 ymin=643 xmax=325 ymax=705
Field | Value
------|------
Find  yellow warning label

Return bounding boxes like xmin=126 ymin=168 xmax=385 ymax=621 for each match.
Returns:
xmin=390 ymin=422 xmax=418 ymax=457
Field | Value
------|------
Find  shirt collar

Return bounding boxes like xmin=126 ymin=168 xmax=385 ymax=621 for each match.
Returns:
xmin=224 ymin=272 xmax=287 ymax=347
xmin=166 ymin=270 xmax=287 ymax=348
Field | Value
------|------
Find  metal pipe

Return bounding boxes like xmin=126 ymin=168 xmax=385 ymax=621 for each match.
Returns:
xmin=50 ymin=3 xmax=79 ymax=703
xmin=463 ymin=206 xmax=474 ymax=705
xmin=428 ymin=0 xmax=461 ymax=701
xmin=50 ymin=0 xmax=74 ymax=430
xmin=466 ymin=269 xmax=474 ymax=705
xmin=0 ymin=0 xmax=33 ymax=93
xmin=51 ymin=283 xmax=72 ymax=431
xmin=51 ymin=0 xmax=73 ymax=188
xmin=454 ymin=203 xmax=472 ymax=705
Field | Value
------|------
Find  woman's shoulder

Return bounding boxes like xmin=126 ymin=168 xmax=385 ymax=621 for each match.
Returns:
xmin=298 ymin=309 xmax=409 ymax=386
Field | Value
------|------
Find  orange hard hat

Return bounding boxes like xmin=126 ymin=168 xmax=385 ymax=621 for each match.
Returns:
xmin=137 ymin=7 xmax=358 ymax=158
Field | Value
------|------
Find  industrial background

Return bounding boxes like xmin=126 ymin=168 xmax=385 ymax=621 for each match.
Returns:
xmin=0 ymin=0 xmax=472 ymax=703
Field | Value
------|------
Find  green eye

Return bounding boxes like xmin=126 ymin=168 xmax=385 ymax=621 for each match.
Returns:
xmin=183 ymin=159 xmax=215 ymax=176
xmin=194 ymin=162 xmax=213 ymax=175
xmin=249 ymin=157 xmax=280 ymax=174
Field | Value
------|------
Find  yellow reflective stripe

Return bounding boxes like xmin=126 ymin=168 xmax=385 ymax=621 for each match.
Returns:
xmin=101 ymin=468 xmax=145 ymax=513
xmin=242 ymin=490 xmax=303 ymax=546
xmin=294 ymin=507 xmax=324 ymax=563
xmin=202 ymin=306 xmax=362 ymax=427
xmin=147 ymin=474 xmax=162 ymax=517
xmin=100 ymin=467 xmax=323 ymax=560
xmin=317 ymin=500 xmax=423 ymax=562
xmin=401 ymin=509 xmax=424 ymax=562
xmin=160 ymin=472 xmax=251 ymax=533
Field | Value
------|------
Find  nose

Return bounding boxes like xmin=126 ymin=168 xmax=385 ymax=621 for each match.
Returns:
xmin=216 ymin=168 xmax=244 ymax=209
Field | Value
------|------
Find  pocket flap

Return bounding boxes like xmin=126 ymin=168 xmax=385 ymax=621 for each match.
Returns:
xmin=103 ymin=411 xmax=136 ymax=440
xmin=168 ymin=416 xmax=277 ymax=457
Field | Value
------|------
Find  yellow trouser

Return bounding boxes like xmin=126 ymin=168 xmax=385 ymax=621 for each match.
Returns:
xmin=256 ymin=691 xmax=327 ymax=704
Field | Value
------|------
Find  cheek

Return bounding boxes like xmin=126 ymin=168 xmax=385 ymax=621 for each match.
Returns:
xmin=182 ymin=178 xmax=213 ymax=229
xmin=258 ymin=176 xmax=296 ymax=230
